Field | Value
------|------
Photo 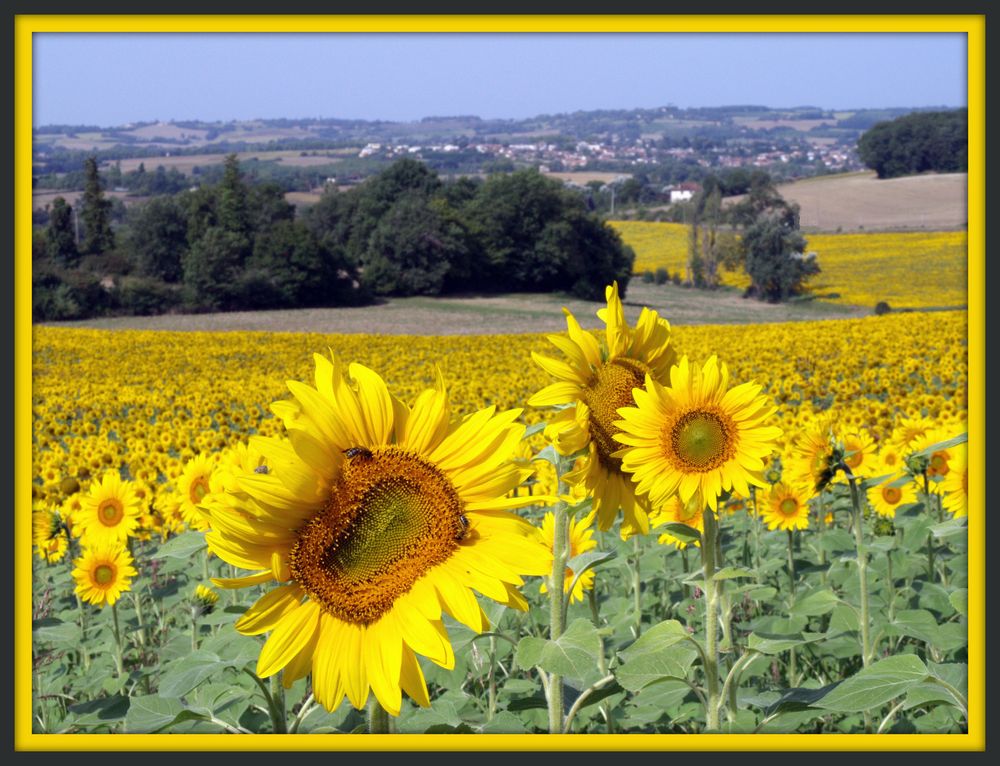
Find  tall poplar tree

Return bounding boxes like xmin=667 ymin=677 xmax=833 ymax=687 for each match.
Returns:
xmin=79 ymin=156 xmax=115 ymax=254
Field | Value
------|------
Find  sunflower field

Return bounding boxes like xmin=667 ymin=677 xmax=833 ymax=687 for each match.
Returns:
xmin=613 ymin=222 xmax=968 ymax=310
xmin=30 ymin=295 xmax=970 ymax=738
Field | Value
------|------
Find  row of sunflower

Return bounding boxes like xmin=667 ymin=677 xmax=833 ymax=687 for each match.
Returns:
xmin=31 ymin=286 xmax=968 ymax=734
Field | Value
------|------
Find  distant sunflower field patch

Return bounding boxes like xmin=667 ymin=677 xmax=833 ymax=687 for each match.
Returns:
xmin=612 ymin=222 xmax=967 ymax=310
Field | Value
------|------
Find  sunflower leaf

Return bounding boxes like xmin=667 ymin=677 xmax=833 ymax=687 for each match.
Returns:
xmin=909 ymin=433 xmax=967 ymax=457
xmin=150 ymin=530 xmax=207 ymax=560
xmin=515 ymin=636 xmax=547 ymax=671
xmin=536 ymin=619 xmax=603 ymax=684
xmin=615 ymin=620 xmax=697 ymax=692
xmin=813 ymin=655 xmax=929 ymax=713
xmin=657 ymin=522 xmax=701 ymax=545
xmin=566 ymin=549 xmax=616 ymax=595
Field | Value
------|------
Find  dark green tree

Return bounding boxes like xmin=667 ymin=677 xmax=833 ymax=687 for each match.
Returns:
xmin=217 ymin=154 xmax=252 ymax=238
xmin=181 ymin=226 xmax=248 ymax=310
xmin=126 ymin=196 xmax=189 ymax=282
xmin=362 ymin=192 xmax=469 ymax=296
xmin=857 ymin=109 xmax=967 ymax=179
xmin=79 ymin=156 xmax=115 ymax=254
xmin=44 ymin=196 xmax=79 ymax=267
xmin=741 ymin=204 xmax=819 ymax=302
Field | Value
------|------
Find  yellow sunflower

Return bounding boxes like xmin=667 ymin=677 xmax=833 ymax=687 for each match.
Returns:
xmin=867 ymin=477 xmax=918 ymax=518
xmin=76 ymin=471 xmax=141 ymax=545
xmin=649 ymin=493 xmax=704 ymax=550
xmin=72 ymin=542 xmax=137 ymax=607
xmin=760 ymin=483 xmax=810 ymax=531
xmin=941 ymin=444 xmax=967 ymax=518
xmin=528 ymin=282 xmax=676 ymax=536
xmin=33 ymin=506 xmax=68 ymax=564
xmin=614 ymin=355 xmax=783 ymax=514
xmin=839 ymin=428 xmax=878 ymax=479
xmin=205 ymin=353 xmax=551 ymax=717
xmin=177 ymin=452 xmax=220 ymax=530
xmin=539 ymin=509 xmax=598 ymax=603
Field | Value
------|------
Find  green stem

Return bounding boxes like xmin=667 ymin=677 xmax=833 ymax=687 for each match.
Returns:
xmin=367 ymin=696 xmax=389 ymax=734
xmin=632 ymin=534 xmax=643 ymax=637
xmin=701 ymin=505 xmax=722 ymax=731
xmin=587 ymin=586 xmax=615 ymax=733
xmin=847 ymin=474 xmax=873 ymax=734
xmin=922 ymin=473 xmax=935 ymax=581
xmin=817 ymin=490 xmax=828 ymax=587
xmin=191 ymin=612 xmax=199 ymax=651
xmin=886 ymin=551 xmax=896 ymax=623
xmin=75 ymin=593 xmax=91 ymax=671
xmin=547 ymin=497 xmax=568 ymax=734
xmin=847 ymin=476 xmax=871 ymax=668
xmin=269 ymin=673 xmax=288 ymax=733
xmin=787 ymin=529 xmax=797 ymax=596
xmin=487 ymin=635 xmax=497 ymax=722
xmin=111 ymin=601 xmax=124 ymax=678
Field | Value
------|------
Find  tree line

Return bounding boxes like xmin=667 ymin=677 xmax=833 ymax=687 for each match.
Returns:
xmin=33 ymin=156 xmax=634 ymax=320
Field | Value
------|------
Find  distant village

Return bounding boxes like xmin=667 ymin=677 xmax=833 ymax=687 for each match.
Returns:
xmin=355 ymin=136 xmax=860 ymax=177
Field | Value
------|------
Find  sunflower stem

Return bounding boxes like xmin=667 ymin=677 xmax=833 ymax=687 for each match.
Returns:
xmin=922 ymin=473 xmax=935 ymax=582
xmin=270 ymin=673 xmax=288 ymax=733
xmin=700 ymin=505 xmax=722 ymax=732
xmin=545 ymin=459 xmax=571 ymax=735
xmin=75 ymin=593 xmax=91 ymax=671
xmin=631 ymin=534 xmax=643 ymax=637
xmin=111 ymin=601 xmax=125 ymax=678
xmin=367 ymin=696 xmax=390 ymax=735
xmin=847 ymin=475 xmax=871 ymax=669
xmin=487 ymin=635 xmax=497 ymax=722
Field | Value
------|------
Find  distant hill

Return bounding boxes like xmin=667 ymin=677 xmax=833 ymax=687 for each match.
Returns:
xmin=727 ymin=171 xmax=967 ymax=232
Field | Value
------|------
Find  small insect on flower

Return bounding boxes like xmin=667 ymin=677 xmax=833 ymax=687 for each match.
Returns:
xmin=455 ymin=513 xmax=470 ymax=542
xmin=343 ymin=446 xmax=373 ymax=461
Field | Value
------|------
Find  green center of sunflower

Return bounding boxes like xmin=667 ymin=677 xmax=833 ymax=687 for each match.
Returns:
xmin=94 ymin=564 xmax=115 ymax=585
xmin=98 ymin=499 xmax=124 ymax=526
xmin=882 ymin=486 xmax=902 ymax=505
xmin=670 ymin=410 xmax=734 ymax=471
xmin=779 ymin=498 xmax=799 ymax=516
xmin=289 ymin=447 xmax=467 ymax=626
xmin=583 ymin=358 xmax=650 ymax=472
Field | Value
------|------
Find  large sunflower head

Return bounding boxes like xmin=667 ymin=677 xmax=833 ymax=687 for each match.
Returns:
xmin=529 ymin=282 xmax=676 ymax=535
xmin=72 ymin=542 xmax=137 ymax=607
xmin=838 ymin=428 xmax=878 ymax=478
xmin=205 ymin=353 xmax=551 ymax=717
xmin=761 ymin=483 xmax=810 ymax=531
xmin=615 ymin=355 xmax=783 ymax=514
xmin=76 ymin=471 xmax=141 ymax=545
xmin=539 ymin=509 xmax=598 ymax=603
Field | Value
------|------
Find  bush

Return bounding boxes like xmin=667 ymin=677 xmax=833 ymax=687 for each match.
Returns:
xmin=641 ymin=269 xmax=654 ymax=283
xmin=655 ymin=268 xmax=669 ymax=285
xmin=671 ymin=271 xmax=683 ymax=285
xmin=33 ymin=268 xmax=116 ymax=321
xmin=117 ymin=277 xmax=183 ymax=316
xmin=874 ymin=301 xmax=892 ymax=315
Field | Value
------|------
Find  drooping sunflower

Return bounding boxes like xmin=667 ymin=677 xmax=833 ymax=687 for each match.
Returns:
xmin=76 ymin=471 xmax=141 ymax=545
xmin=867 ymin=476 xmax=918 ymax=518
xmin=539 ymin=509 xmax=598 ymax=603
xmin=614 ymin=355 xmax=783 ymax=514
xmin=529 ymin=282 xmax=676 ymax=535
xmin=784 ymin=418 xmax=837 ymax=496
xmin=941 ymin=444 xmax=968 ymax=518
xmin=649 ymin=493 xmax=704 ymax=550
xmin=72 ymin=542 xmax=137 ymax=607
xmin=33 ymin=506 xmax=68 ymax=564
xmin=760 ymin=483 xmax=810 ymax=531
xmin=205 ymin=353 xmax=551 ymax=717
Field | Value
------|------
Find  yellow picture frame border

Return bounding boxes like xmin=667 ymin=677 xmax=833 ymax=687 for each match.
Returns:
xmin=15 ymin=13 xmax=985 ymax=751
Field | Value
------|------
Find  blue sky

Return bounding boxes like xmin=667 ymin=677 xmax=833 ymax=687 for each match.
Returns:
xmin=33 ymin=33 xmax=967 ymax=126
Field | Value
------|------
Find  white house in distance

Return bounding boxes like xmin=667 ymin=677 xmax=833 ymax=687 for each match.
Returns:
xmin=665 ymin=181 xmax=702 ymax=203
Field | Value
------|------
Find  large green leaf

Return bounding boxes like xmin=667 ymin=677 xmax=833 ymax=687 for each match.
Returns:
xmin=790 ymin=588 xmax=840 ymax=617
xmin=536 ymin=619 xmax=603 ymax=684
xmin=157 ymin=650 xmax=229 ymax=698
xmin=615 ymin=619 xmax=698 ymax=692
xmin=150 ymin=530 xmax=207 ymax=559
xmin=814 ymin=655 xmax=929 ymax=713
xmin=123 ymin=695 xmax=186 ymax=733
